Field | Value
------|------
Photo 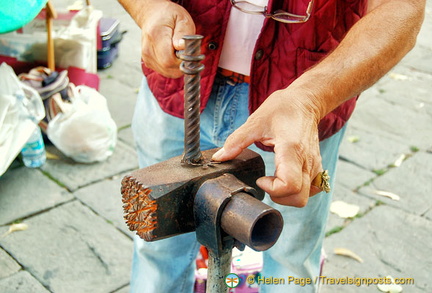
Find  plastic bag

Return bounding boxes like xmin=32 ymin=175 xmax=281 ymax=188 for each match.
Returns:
xmin=0 ymin=5 xmax=102 ymax=73
xmin=19 ymin=66 xmax=72 ymax=132
xmin=47 ymin=85 xmax=117 ymax=163
xmin=0 ymin=62 xmax=45 ymax=176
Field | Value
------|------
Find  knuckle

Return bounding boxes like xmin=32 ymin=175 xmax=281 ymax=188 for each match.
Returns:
xmin=287 ymin=180 xmax=302 ymax=195
xmin=141 ymin=58 xmax=153 ymax=71
xmin=291 ymin=140 xmax=306 ymax=155
xmin=271 ymin=194 xmax=308 ymax=207
xmin=283 ymin=140 xmax=306 ymax=164
xmin=314 ymin=153 xmax=322 ymax=166
xmin=141 ymin=48 xmax=154 ymax=68
xmin=225 ymin=127 xmax=252 ymax=150
xmin=245 ymin=114 xmax=264 ymax=130
xmin=272 ymin=177 xmax=302 ymax=197
xmin=141 ymin=46 xmax=149 ymax=60
xmin=293 ymin=197 xmax=308 ymax=208
xmin=224 ymin=135 xmax=236 ymax=148
xmin=158 ymin=55 xmax=175 ymax=69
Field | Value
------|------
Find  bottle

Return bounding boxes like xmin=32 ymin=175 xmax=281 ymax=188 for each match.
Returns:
xmin=21 ymin=126 xmax=46 ymax=168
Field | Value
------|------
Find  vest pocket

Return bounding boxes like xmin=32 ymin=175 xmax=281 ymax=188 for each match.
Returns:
xmin=295 ymin=47 xmax=328 ymax=78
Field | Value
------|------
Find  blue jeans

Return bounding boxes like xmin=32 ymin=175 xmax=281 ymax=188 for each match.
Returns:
xmin=131 ymin=76 xmax=346 ymax=293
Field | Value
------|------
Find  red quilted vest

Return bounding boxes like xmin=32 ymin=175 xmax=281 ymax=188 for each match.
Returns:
xmin=143 ymin=0 xmax=368 ymax=148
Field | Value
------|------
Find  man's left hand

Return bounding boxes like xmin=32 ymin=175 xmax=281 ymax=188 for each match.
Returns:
xmin=212 ymin=87 xmax=324 ymax=207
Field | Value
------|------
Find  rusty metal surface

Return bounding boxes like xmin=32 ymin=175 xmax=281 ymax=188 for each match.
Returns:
xmin=221 ymin=191 xmax=283 ymax=251
xmin=121 ymin=34 xmax=284 ymax=292
xmin=195 ymin=173 xmax=283 ymax=254
xmin=178 ymin=35 xmax=205 ymax=165
xmin=121 ymin=148 xmax=265 ymax=241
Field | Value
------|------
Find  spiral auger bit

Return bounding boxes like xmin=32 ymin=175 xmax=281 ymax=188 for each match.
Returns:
xmin=121 ymin=35 xmax=283 ymax=292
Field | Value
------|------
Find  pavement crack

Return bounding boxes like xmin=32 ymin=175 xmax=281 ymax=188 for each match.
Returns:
xmin=85 ymin=241 xmax=111 ymax=274
xmin=339 ymin=155 xmax=369 ymax=171
xmin=110 ymin=283 xmax=130 ymax=293
xmin=64 ymin=224 xmax=79 ymax=233
xmin=38 ymin=169 xmax=69 ymax=191
xmin=373 ymin=233 xmax=402 ymax=273
xmin=63 ymin=224 xmax=111 ymax=275
xmin=2 ymin=199 xmax=76 ymax=226
xmin=420 ymin=207 xmax=431 ymax=218
xmin=377 ymin=255 xmax=402 ymax=273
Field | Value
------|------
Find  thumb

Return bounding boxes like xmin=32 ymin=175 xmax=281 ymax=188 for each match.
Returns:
xmin=172 ymin=16 xmax=196 ymax=50
xmin=212 ymin=125 xmax=259 ymax=162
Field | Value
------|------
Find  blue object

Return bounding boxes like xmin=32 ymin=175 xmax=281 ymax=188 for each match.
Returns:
xmin=128 ymin=78 xmax=347 ymax=293
xmin=21 ymin=126 xmax=46 ymax=168
xmin=0 ymin=0 xmax=48 ymax=34
xmin=97 ymin=17 xmax=123 ymax=69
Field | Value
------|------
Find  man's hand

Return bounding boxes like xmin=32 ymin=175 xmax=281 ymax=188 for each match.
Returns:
xmin=212 ymin=0 xmax=425 ymax=207
xmin=212 ymin=88 xmax=324 ymax=207
xmin=120 ymin=0 xmax=196 ymax=78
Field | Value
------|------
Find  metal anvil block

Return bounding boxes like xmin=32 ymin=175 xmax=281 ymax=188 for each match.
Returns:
xmin=121 ymin=148 xmax=266 ymax=242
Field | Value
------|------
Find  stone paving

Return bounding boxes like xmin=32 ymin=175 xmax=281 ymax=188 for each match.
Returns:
xmin=0 ymin=1 xmax=431 ymax=292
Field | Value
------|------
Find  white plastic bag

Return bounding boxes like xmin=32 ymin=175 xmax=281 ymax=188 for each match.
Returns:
xmin=33 ymin=6 xmax=102 ymax=73
xmin=47 ymin=85 xmax=117 ymax=163
xmin=0 ymin=5 xmax=102 ymax=73
xmin=0 ymin=63 xmax=45 ymax=176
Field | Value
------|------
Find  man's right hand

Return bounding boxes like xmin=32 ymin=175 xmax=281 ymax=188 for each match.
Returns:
xmin=120 ymin=0 xmax=196 ymax=78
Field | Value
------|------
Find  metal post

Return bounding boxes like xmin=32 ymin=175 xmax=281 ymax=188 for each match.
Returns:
xmin=178 ymin=35 xmax=205 ymax=165
xmin=207 ymin=249 xmax=231 ymax=293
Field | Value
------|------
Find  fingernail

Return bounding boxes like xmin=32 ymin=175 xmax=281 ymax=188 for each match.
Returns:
xmin=174 ymin=39 xmax=185 ymax=49
xmin=212 ymin=148 xmax=225 ymax=161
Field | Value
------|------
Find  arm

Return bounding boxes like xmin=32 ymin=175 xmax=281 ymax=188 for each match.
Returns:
xmin=212 ymin=0 xmax=426 ymax=206
xmin=118 ymin=0 xmax=195 ymax=78
xmin=299 ymin=0 xmax=425 ymax=121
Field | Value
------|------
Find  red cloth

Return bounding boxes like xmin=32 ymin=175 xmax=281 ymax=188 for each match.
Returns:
xmin=142 ymin=0 xmax=367 ymax=150
xmin=0 ymin=55 xmax=99 ymax=90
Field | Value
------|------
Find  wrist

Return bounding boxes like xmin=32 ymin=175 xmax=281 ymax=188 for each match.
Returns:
xmin=280 ymin=84 xmax=325 ymax=124
xmin=119 ymin=0 xmax=172 ymax=29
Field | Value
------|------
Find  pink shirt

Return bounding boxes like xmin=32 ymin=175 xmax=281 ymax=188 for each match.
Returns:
xmin=218 ymin=0 xmax=268 ymax=76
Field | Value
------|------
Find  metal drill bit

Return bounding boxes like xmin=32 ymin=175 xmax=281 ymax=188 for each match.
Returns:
xmin=178 ymin=35 xmax=205 ymax=166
